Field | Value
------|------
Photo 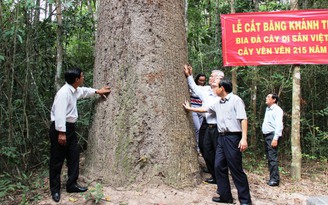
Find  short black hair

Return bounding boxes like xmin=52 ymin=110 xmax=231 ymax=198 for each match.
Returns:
xmin=270 ymin=93 xmax=279 ymax=103
xmin=194 ymin=73 xmax=206 ymax=85
xmin=65 ymin=67 xmax=82 ymax=85
xmin=218 ymin=78 xmax=233 ymax=93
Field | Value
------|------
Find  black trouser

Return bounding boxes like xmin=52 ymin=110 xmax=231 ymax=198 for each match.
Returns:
xmin=203 ymin=124 xmax=218 ymax=181
xmin=264 ymin=133 xmax=280 ymax=182
xmin=49 ymin=122 xmax=79 ymax=194
xmin=198 ymin=119 xmax=208 ymax=157
xmin=215 ymin=133 xmax=251 ymax=204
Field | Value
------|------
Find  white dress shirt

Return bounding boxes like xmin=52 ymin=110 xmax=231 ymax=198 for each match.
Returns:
xmin=187 ymin=76 xmax=219 ymax=124
xmin=262 ymin=104 xmax=284 ymax=140
xmin=50 ymin=83 xmax=97 ymax=132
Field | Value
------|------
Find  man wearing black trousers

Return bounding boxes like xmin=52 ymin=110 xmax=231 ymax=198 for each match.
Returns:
xmin=183 ymin=78 xmax=252 ymax=205
xmin=49 ymin=67 xmax=111 ymax=202
xmin=262 ymin=93 xmax=283 ymax=187
xmin=183 ymin=64 xmax=224 ymax=184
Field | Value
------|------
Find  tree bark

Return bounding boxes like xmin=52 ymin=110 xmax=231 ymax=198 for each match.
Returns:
xmin=290 ymin=0 xmax=302 ymax=180
xmin=230 ymin=0 xmax=237 ymax=93
xmin=55 ymin=0 xmax=63 ymax=91
xmin=250 ymin=0 xmax=259 ymax=146
xmin=84 ymin=0 xmax=200 ymax=188
xmin=250 ymin=66 xmax=257 ymax=146
xmin=291 ymin=65 xmax=302 ymax=179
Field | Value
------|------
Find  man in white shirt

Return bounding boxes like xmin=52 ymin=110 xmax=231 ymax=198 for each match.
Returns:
xmin=183 ymin=64 xmax=224 ymax=185
xmin=262 ymin=93 xmax=284 ymax=187
xmin=49 ymin=67 xmax=111 ymax=202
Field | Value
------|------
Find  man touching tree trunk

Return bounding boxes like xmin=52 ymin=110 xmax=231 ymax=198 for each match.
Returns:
xmin=49 ymin=68 xmax=110 ymax=202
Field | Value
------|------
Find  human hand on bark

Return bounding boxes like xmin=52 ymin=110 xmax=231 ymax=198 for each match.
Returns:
xmin=183 ymin=64 xmax=192 ymax=77
xmin=96 ymin=86 xmax=111 ymax=99
xmin=183 ymin=100 xmax=191 ymax=110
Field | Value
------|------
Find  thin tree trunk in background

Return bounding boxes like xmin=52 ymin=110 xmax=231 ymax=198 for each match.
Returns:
xmin=84 ymin=0 xmax=199 ymax=188
xmin=0 ymin=2 xmax=2 ymax=26
xmin=44 ymin=0 xmax=48 ymax=19
xmin=311 ymin=98 xmax=316 ymax=155
xmin=250 ymin=66 xmax=257 ymax=146
xmin=49 ymin=2 xmax=53 ymax=20
xmin=207 ymin=0 xmax=212 ymax=28
xmin=215 ymin=0 xmax=219 ymax=53
xmin=184 ymin=0 xmax=188 ymax=34
xmin=230 ymin=0 xmax=237 ymax=93
xmin=34 ymin=0 xmax=40 ymax=24
xmin=8 ymin=5 xmax=20 ymax=145
xmin=290 ymin=0 xmax=302 ymax=180
xmin=253 ymin=0 xmax=259 ymax=10
xmin=250 ymin=0 xmax=259 ymax=146
xmin=291 ymin=65 xmax=302 ymax=180
xmin=0 ymin=0 xmax=3 ymax=115
xmin=23 ymin=8 xmax=32 ymax=170
xmin=55 ymin=0 xmax=63 ymax=90
xmin=87 ymin=0 xmax=96 ymax=41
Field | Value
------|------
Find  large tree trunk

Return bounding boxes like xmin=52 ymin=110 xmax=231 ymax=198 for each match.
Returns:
xmin=84 ymin=0 xmax=200 ymax=188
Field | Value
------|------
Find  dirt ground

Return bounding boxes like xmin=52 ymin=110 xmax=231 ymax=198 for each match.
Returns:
xmin=34 ymin=157 xmax=327 ymax=205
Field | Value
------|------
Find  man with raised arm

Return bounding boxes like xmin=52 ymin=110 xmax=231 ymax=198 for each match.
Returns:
xmin=183 ymin=78 xmax=252 ymax=205
xmin=183 ymin=64 xmax=224 ymax=185
xmin=49 ymin=67 xmax=111 ymax=202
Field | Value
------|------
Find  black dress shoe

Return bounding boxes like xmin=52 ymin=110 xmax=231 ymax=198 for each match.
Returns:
xmin=212 ymin=197 xmax=233 ymax=203
xmin=267 ymin=180 xmax=279 ymax=186
xmin=67 ymin=184 xmax=88 ymax=193
xmin=202 ymin=167 xmax=210 ymax=173
xmin=51 ymin=192 xmax=60 ymax=202
xmin=204 ymin=177 xmax=216 ymax=184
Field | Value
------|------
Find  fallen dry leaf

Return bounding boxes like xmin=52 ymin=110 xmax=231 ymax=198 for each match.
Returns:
xmin=68 ymin=197 xmax=78 ymax=202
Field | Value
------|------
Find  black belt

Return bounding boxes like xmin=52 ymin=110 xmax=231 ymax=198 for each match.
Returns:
xmin=218 ymin=132 xmax=241 ymax=136
xmin=264 ymin=132 xmax=274 ymax=136
xmin=51 ymin=121 xmax=75 ymax=127
xmin=208 ymin=124 xmax=217 ymax=128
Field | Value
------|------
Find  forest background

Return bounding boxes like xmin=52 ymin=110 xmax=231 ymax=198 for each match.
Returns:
xmin=0 ymin=0 xmax=327 ymax=204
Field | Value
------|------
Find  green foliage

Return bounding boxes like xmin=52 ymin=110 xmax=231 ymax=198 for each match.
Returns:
xmin=0 ymin=169 xmax=47 ymax=204
xmin=0 ymin=0 xmax=96 ymax=201
xmin=83 ymin=183 xmax=105 ymax=204
xmin=0 ymin=147 xmax=21 ymax=172
xmin=279 ymin=167 xmax=289 ymax=175
xmin=243 ymin=151 xmax=266 ymax=175
xmin=258 ymin=0 xmax=289 ymax=11
xmin=0 ymin=173 xmax=16 ymax=199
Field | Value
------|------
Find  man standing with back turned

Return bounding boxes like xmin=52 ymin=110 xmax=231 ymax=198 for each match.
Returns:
xmin=262 ymin=93 xmax=284 ymax=187
xmin=49 ymin=67 xmax=111 ymax=202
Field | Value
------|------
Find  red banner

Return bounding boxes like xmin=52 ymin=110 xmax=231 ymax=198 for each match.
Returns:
xmin=221 ymin=10 xmax=328 ymax=66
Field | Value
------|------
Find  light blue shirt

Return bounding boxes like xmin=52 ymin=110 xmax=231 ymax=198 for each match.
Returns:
xmin=50 ymin=83 xmax=97 ymax=132
xmin=262 ymin=104 xmax=284 ymax=140
xmin=207 ymin=93 xmax=247 ymax=132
